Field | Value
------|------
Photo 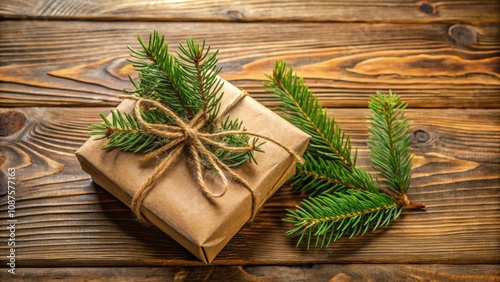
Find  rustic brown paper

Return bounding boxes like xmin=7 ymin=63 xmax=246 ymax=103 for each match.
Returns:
xmin=76 ymin=79 xmax=310 ymax=263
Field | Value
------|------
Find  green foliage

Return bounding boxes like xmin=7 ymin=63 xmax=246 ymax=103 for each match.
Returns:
xmin=90 ymin=30 xmax=261 ymax=170
xmin=207 ymin=116 xmax=265 ymax=171
xmin=127 ymin=31 xmax=193 ymax=119
xmin=368 ymin=91 xmax=413 ymax=195
xmin=264 ymin=61 xmax=354 ymax=167
xmin=266 ymin=61 xmax=422 ymax=248
xmin=292 ymin=154 xmax=379 ymax=197
xmin=283 ymin=189 xmax=401 ymax=248
xmin=89 ymin=110 xmax=165 ymax=153
xmin=177 ymin=39 xmax=224 ymax=123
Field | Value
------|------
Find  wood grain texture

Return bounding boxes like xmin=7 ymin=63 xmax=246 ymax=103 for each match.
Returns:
xmin=1 ymin=0 xmax=499 ymax=24
xmin=0 ymin=106 xmax=498 ymax=266
xmin=1 ymin=21 xmax=499 ymax=108
xmin=1 ymin=0 xmax=499 ymax=278
xmin=1 ymin=265 xmax=499 ymax=282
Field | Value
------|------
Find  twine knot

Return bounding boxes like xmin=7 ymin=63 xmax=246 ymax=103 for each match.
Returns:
xmin=185 ymin=126 xmax=199 ymax=141
xmin=122 ymin=92 xmax=304 ymax=224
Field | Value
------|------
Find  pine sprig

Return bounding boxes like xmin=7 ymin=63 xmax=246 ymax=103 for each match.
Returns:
xmin=292 ymin=153 xmax=380 ymax=197
xmin=89 ymin=110 xmax=165 ymax=153
xmin=264 ymin=61 xmax=354 ymax=168
xmin=127 ymin=30 xmax=193 ymax=118
xmin=284 ymin=189 xmax=401 ymax=249
xmin=177 ymin=39 xmax=224 ymax=123
xmin=90 ymin=30 xmax=261 ymax=171
xmin=368 ymin=91 xmax=413 ymax=195
xmin=207 ymin=116 xmax=265 ymax=171
xmin=266 ymin=61 xmax=424 ymax=248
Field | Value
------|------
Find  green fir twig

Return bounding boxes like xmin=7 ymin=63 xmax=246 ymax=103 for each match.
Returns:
xmin=265 ymin=61 xmax=424 ymax=248
xmin=90 ymin=30 xmax=263 ymax=171
xmin=283 ymin=189 xmax=401 ymax=248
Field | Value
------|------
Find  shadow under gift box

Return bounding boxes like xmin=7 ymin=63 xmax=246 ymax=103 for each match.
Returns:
xmin=75 ymin=78 xmax=310 ymax=263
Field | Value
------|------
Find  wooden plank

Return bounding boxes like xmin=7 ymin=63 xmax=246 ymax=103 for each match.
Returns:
xmin=0 ymin=106 xmax=498 ymax=266
xmin=1 ymin=265 xmax=499 ymax=282
xmin=1 ymin=21 xmax=499 ymax=108
xmin=1 ymin=0 xmax=499 ymax=24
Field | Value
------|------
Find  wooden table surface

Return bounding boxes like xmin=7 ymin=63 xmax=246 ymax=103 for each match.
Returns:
xmin=1 ymin=1 xmax=499 ymax=281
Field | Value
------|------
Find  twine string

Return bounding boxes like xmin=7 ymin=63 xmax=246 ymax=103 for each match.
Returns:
xmin=121 ymin=92 xmax=304 ymax=224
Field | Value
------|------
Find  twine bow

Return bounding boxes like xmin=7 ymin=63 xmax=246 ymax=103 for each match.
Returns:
xmin=123 ymin=91 xmax=304 ymax=224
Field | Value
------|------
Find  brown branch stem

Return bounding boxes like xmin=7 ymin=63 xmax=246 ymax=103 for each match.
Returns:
xmin=399 ymin=193 xmax=425 ymax=209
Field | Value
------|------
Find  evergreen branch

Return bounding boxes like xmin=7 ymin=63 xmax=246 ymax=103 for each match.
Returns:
xmin=127 ymin=30 xmax=193 ymax=118
xmin=177 ymin=39 xmax=223 ymax=123
xmin=89 ymin=110 xmax=165 ymax=153
xmin=292 ymin=153 xmax=380 ymax=196
xmin=283 ymin=190 xmax=401 ymax=249
xmin=90 ymin=31 xmax=262 ymax=175
xmin=264 ymin=61 xmax=354 ymax=168
xmin=368 ymin=91 xmax=413 ymax=195
xmin=267 ymin=61 xmax=424 ymax=247
xmin=205 ymin=116 xmax=265 ymax=174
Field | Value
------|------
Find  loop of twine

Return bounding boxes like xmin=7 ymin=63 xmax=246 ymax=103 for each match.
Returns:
xmin=121 ymin=91 xmax=304 ymax=224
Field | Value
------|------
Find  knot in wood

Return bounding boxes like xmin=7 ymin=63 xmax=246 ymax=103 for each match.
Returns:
xmin=449 ymin=24 xmax=478 ymax=48
xmin=419 ymin=2 xmax=435 ymax=15
xmin=0 ymin=110 xmax=27 ymax=136
xmin=414 ymin=130 xmax=430 ymax=143
xmin=225 ymin=10 xmax=244 ymax=21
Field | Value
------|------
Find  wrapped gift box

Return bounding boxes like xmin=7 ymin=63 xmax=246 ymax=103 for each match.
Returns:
xmin=76 ymin=78 xmax=310 ymax=263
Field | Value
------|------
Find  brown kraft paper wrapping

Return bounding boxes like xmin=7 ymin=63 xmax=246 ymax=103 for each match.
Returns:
xmin=75 ymin=78 xmax=310 ymax=263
